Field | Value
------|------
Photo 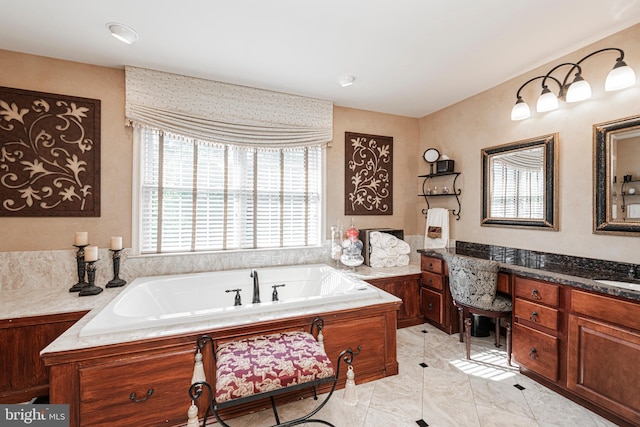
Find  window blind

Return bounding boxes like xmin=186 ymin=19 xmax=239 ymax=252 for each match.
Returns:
xmin=139 ymin=129 xmax=322 ymax=254
xmin=490 ymin=160 xmax=544 ymax=219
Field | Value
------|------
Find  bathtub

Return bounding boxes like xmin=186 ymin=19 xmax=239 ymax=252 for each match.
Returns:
xmin=79 ymin=264 xmax=379 ymax=337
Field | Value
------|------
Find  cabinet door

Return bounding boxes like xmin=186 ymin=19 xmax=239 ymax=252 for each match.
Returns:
xmin=366 ymin=276 xmax=421 ymax=328
xmin=0 ymin=312 xmax=86 ymax=403
xmin=513 ymin=323 xmax=558 ymax=381
xmin=567 ymin=315 xmax=640 ymax=425
xmin=79 ymin=348 xmax=195 ymax=427
xmin=420 ymin=287 xmax=443 ymax=325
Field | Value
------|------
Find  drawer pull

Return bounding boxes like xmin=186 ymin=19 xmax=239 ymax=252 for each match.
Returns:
xmin=427 ymin=279 xmax=433 ymax=286
xmin=529 ymin=311 xmax=538 ymax=322
xmin=130 ymin=389 xmax=154 ymax=403
xmin=531 ymin=289 xmax=540 ymax=300
xmin=428 ymin=262 xmax=433 ymax=269
xmin=427 ymin=302 xmax=433 ymax=311
xmin=529 ymin=348 xmax=538 ymax=360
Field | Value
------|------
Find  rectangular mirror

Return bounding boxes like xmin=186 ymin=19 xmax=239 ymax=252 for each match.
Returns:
xmin=594 ymin=115 xmax=640 ymax=235
xmin=481 ymin=134 xmax=558 ymax=230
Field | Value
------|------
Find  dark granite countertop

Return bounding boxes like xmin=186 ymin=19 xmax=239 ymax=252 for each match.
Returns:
xmin=418 ymin=241 xmax=640 ymax=302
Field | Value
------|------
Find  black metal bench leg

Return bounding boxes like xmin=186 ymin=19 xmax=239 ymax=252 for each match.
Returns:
xmin=270 ymin=395 xmax=281 ymax=425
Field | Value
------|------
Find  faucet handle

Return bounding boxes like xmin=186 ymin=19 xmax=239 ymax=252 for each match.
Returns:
xmin=225 ymin=288 xmax=242 ymax=306
xmin=271 ymin=284 xmax=286 ymax=302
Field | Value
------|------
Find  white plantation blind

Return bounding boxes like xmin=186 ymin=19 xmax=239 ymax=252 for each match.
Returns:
xmin=489 ymin=150 xmax=544 ymax=219
xmin=139 ymin=129 xmax=322 ymax=253
xmin=125 ymin=66 xmax=333 ymax=148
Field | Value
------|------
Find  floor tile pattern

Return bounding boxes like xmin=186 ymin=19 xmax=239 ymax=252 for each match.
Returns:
xmin=206 ymin=324 xmax=619 ymax=426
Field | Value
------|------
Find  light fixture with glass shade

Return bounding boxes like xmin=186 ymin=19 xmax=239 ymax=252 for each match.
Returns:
xmin=510 ymin=47 xmax=636 ymax=121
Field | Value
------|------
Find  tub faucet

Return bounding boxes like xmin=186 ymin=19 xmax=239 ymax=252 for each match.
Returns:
xmin=251 ymin=269 xmax=260 ymax=303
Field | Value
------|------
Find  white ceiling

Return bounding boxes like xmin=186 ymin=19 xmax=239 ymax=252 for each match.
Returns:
xmin=2 ymin=1 xmax=640 ymax=118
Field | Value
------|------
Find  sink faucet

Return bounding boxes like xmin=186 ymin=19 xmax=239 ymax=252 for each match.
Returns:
xmin=251 ymin=269 xmax=260 ymax=303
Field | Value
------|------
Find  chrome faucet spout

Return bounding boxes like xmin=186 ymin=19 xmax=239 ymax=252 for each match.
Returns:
xmin=251 ymin=269 xmax=260 ymax=303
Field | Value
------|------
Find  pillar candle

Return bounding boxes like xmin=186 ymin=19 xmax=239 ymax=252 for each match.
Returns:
xmin=75 ymin=231 xmax=88 ymax=246
xmin=85 ymin=246 xmax=98 ymax=262
xmin=110 ymin=236 xmax=123 ymax=250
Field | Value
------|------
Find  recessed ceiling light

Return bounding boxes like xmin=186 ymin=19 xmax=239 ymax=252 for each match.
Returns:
xmin=106 ymin=22 xmax=139 ymax=45
xmin=337 ymin=75 xmax=356 ymax=87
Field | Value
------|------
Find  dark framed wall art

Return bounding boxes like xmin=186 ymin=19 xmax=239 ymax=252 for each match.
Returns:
xmin=0 ymin=86 xmax=100 ymax=217
xmin=345 ymin=131 xmax=393 ymax=215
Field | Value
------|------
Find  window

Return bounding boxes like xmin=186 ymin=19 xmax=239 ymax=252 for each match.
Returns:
xmin=137 ymin=129 xmax=323 ymax=254
xmin=491 ymin=156 xmax=544 ymax=219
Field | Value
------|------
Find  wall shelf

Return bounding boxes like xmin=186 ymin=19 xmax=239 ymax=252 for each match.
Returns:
xmin=418 ymin=172 xmax=461 ymax=220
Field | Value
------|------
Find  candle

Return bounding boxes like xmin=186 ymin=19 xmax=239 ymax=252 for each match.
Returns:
xmin=110 ymin=236 xmax=123 ymax=251
xmin=75 ymin=231 xmax=88 ymax=246
xmin=85 ymin=246 xmax=98 ymax=262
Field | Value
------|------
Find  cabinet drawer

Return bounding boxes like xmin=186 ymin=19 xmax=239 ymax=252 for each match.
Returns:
xmin=515 ymin=298 xmax=559 ymax=331
xmin=420 ymin=287 xmax=443 ymax=325
xmin=421 ymin=256 xmax=444 ymax=274
xmin=80 ymin=348 xmax=195 ymax=426
xmin=497 ymin=273 xmax=511 ymax=295
xmin=513 ymin=323 xmax=558 ymax=382
xmin=514 ymin=277 xmax=559 ymax=307
xmin=571 ymin=290 xmax=640 ymax=332
xmin=421 ymin=271 xmax=443 ymax=291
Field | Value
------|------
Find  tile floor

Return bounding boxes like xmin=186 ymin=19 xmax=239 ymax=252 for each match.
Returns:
xmin=214 ymin=323 xmax=619 ymax=426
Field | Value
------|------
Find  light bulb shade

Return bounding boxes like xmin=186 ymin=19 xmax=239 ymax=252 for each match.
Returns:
xmin=605 ymin=60 xmax=636 ymax=91
xmin=536 ymin=87 xmax=559 ymax=113
xmin=566 ymin=77 xmax=592 ymax=103
xmin=511 ymin=98 xmax=530 ymax=120
xmin=106 ymin=22 xmax=139 ymax=44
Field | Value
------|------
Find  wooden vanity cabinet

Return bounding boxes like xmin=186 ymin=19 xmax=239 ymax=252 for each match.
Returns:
xmin=567 ymin=290 xmax=640 ymax=426
xmin=0 ymin=311 xmax=87 ymax=403
xmin=419 ymin=255 xmax=458 ymax=334
xmin=366 ymin=274 xmax=423 ymax=328
xmin=512 ymin=276 xmax=562 ymax=382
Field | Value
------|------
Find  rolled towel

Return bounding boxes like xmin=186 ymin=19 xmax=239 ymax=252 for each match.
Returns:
xmin=395 ymin=240 xmax=411 ymax=255
xmin=380 ymin=233 xmax=398 ymax=248
xmin=396 ymin=254 xmax=410 ymax=266
xmin=369 ymin=252 xmax=387 ymax=268
xmin=369 ymin=231 xmax=382 ymax=246
xmin=383 ymin=257 xmax=397 ymax=268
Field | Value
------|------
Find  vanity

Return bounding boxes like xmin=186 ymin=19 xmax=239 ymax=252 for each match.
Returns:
xmin=420 ymin=242 xmax=640 ymax=427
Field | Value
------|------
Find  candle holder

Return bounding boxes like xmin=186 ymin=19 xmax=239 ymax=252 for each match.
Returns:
xmin=69 ymin=244 xmax=89 ymax=292
xmin=79 ymin=260 xmax=103 ymax=296
xmin=106 ymin=249 xmax=127 ymax=288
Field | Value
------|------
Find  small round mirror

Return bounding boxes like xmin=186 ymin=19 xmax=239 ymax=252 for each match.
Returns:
xmin=423 ymin=148 xmax=440 ymax=163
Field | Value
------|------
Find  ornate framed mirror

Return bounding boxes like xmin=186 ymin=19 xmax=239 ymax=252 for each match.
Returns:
xmin=481 ymin=134 xmax=558 ymax=230
xmin=593 ymin=114 xmax=640 ymax=235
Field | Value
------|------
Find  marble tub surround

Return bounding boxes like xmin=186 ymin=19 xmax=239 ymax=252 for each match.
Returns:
xmin=0 ymin=235 xmax=424 ymax=292
xmin=418 ymin=241 xmax=640 ymax=301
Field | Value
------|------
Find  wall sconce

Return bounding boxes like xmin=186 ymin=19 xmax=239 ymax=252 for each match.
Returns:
xmin=511 ymin=48 xmax=636 ymax=121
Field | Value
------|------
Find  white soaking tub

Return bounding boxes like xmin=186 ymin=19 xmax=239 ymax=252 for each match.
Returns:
xmin=79 ymin=264 xmax=379 ymax=337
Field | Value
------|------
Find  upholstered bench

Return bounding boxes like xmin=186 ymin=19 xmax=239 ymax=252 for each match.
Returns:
xmin=189 ymin=318 xmax=354 ymax=427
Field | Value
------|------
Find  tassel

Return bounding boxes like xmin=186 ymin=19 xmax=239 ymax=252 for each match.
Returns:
xmin=187 ymin=401 xmax=199 ymax=427
xmin=343 ymin=365 xmax=358 ymax=406
xmin=317 ymin=329 xmax=325 ymax=352
xmin=192 ymin=349 xmax=206 ymax=385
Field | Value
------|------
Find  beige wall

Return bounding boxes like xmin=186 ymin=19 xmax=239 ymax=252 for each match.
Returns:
xmin=3 ymin=23 xmax=640 ymax=263
xmin=328 ymin=106 xmax=420 ymax=236
xmin=418 ymin=23 xmax=640 ymax=264
xmin=0 ymin=50 xmax=132 ymax=252
xmin=0 ymin=51 xmax=420 ymax=252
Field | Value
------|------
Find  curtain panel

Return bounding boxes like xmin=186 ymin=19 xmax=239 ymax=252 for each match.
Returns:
xmin=125 ymin=66 xmax=333 ymax=148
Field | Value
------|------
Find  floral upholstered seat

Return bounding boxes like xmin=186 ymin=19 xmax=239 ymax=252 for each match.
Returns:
xmin=446 ymin=255 xmax=512 ymax=312
xmin=215 ymin=331 xmax=335 ymax=404
xmin=443 ymin=253 xmax=512 ymax=364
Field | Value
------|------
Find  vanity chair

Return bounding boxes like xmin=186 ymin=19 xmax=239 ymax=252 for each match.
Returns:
xmin=446 ymin=254 xmax=512 ymax=365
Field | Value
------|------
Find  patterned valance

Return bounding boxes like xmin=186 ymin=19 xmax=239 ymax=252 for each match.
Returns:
xmin=125 ymin=66 xmax=333 ymax=148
